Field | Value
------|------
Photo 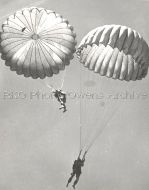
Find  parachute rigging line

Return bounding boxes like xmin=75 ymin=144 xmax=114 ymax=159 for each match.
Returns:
xmin=59 ymin=68 xmax=67 ymax=90
xmin=85 ymin=103 xmax=121 ymax=152
xmin=79 ymin=70 xmax=106 ymax=154
xmin=42 ymin=68 xmax=67 ymax=91
xmin=81 ymin=100 xmax=107 ymax=151
xmin=79 ymin=60 xmax=83 ymax=152
xmin=79 ymin=69 xmax=105 ymax=153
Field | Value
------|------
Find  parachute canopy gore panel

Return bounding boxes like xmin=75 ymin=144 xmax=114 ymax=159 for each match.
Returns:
xmin=0 ymin=7 xmax=77 ymax=79
xmin=76 ymin=25 xmax=149 ymax=81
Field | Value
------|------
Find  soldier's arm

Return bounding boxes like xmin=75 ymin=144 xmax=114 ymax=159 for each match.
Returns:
xmin=82 ymin=151 xmax=87 ymax=160
xmin=78 ymin=150 xmax=82 ymax=159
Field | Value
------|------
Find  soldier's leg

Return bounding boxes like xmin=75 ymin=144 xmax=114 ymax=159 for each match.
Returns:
xmin=66 ymin=172 xmax=75 ymax=187
xmin=63 ymin=104 xmax=67 ymax=112
xmin=72 ymin=173 xmax=81 ymax=189
xmin=59 ymin=105 xmax=64 ymax=110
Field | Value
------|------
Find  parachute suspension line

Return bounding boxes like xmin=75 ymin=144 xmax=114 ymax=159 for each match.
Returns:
xmin=80 ymin=74 xmax=105 ymax=153
xmin=43 ymin=80 xmax=55 ymax=91
xmin=59 ymin=68 xmax=67 ymax=90
xmin=79 ymin=63 xmax=83 ymax=152
xmin=82 ymin=101 xmax=106 ymax=151
xmin=46 ymin=83 xmax=54 ymax=91
xmin=39 ymin=68 xmax=67 ymax=92
xmin=85 ymin=102 xmax=121 ymax=152
xmin=38 ymin=79 xmax=54 ymax=91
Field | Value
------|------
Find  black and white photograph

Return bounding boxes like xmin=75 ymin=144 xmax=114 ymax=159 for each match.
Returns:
xmin=0 ymin=0 xmax=149 ymax=190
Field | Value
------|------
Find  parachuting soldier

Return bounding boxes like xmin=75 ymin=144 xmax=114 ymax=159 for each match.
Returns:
xmin=66 ymin=150 xmax=87 ymax=189
xmin=52 ymin=89 xmax=67 ymax=112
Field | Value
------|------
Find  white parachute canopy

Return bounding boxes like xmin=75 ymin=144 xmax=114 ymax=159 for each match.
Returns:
xmin=77 ymin=25 xmax=149 ymax=81
xmin=0 ymin=7 xmax=76 ymax=79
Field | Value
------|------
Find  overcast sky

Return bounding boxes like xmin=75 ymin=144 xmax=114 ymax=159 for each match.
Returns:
xmin=0 ymin=0 xmax=149 ymax=190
